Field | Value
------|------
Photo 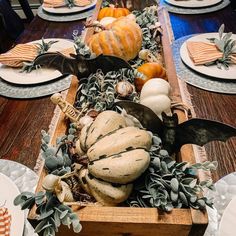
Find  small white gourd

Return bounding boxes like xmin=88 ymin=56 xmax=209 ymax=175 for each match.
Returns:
xmin=140 ymin=78 xmax=172 ymax=119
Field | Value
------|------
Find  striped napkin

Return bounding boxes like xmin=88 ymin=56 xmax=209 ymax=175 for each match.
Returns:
xmin=43 ymin=0 xmax=92 ymax=8
xmin=186 ymin=41 xmax=236 ymax=65
xmin=0 ymin=208 xmax=11 ymax=236
xmin=0 ymin=44 xmax=39 ymax=67
xmin=0 ymin=44 xmax=76 ymax=68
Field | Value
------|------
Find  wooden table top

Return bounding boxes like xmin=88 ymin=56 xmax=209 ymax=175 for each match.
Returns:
xmin=0 ymin=1 xmax=235 ymax=183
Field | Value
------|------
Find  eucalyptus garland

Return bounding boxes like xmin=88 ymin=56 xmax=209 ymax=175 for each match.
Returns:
xmin=131 ymin=5 xmax=162 ymax=67
xmin=127 ymin=135 xmax=217 ymax=211
xmin=14 ymin=191 xmax=82 ymax=236
xmin=40 ymin=125 xmax=79 ymax=175
xmin=75 ymin=69 xmax=141 ymax=111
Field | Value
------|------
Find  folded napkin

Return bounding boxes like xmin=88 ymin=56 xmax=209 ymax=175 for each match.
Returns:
xmin=186 ymin=41 xmax=236 ymax=65
xmin=0 ymin=208 xmax=11 ymax=236
xmin=0 ymin=44 xmax=39 ymax=67
xmin=43 ymin=0 xmax=92 ymax=8
xmin=0 ymin=44 xmax=75 ymax=68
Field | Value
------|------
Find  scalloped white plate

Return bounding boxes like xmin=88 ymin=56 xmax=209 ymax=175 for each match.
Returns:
xmin=42 ymin=0 xmax=96 ymax=14
xmin=218 ymin=196 xmax=236 ymax=236
xmin=0 ymin=173 xmax=24 ymax=236
xmin=164 ymin=0 xmax=222 ymax=8
xmin=0 ymin=38 xmax=75 ymax=85
xmin=180 ymin=33 xmax=236 ymax=80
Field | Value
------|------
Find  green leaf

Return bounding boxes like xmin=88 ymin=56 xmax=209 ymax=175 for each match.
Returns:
xmin=170 ymin=191 xmax=178 ymax=202
xmin=72 ymin=220 xmax=82 ymax=233
xmin=214 ymin=39 xmax=224 ymax=52
xmin=179 ymin=191 xmax=188 ymax=206
xmin=14 ymin=193 xmax=29 ymax=206
xmin=21 ymin=197 xmax=35 ymax=210
xmin=223 ymin=32 xmax=233 ymax=43
xmin=53 ymin=210 xmax=61 ymax=228
xmin=218 ymin=24 xmax=225 ymax=39
xmin=170 ymin=178 xmax=179 ymax=193
xmin=35 ymin=220 xmax=51 ymax=233
xmin=190 ymin=196 xmax=197 ymax=203
xmin=38 ymin=209 xmax=54 ymax=220
xmin=60 ymin=210 xmax=69 ymax=219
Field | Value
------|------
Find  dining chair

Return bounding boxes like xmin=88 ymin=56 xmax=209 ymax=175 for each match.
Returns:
xmin=0 ymin=0 xmax=24 ymax=52
xmin=18 ymin=0 xmax=34 ymax=22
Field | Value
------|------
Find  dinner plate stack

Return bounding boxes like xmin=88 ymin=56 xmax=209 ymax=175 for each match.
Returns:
xmin=37 ymin=0 xmax=97 ymax=22
xmin=161 ymin=0 xmax=230 ymax=14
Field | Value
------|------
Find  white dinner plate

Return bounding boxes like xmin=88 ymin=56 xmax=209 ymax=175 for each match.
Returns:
xmin=218 ymin=196 xmax=236 ymax=236
xmin=180 ymin=33 xmax=236 ymax=80
xmin=0 ymin=38 xmax=75 ymax=85
xmin=164 ymin=0 xmax=222 ymax=8
xmin=42 ymin=0 xmax=97 ymax=14
xmin=0 ymin=173 xmax=25 ymax=236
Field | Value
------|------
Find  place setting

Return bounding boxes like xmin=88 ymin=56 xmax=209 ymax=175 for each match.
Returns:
xmin=172 ymin=24 xmax=236 ymax=94
xmin=37 ymin=0 xmax=97 ymax=22
xmin=204 ymin=172 xmax=236 ymax=236
xmin=0 ymin=159 xmax=39 ymax=236
xmin=0 ymin=38 xmax=76 ymax=99
xmin=160 ymin=0 xmax=230 ymax=14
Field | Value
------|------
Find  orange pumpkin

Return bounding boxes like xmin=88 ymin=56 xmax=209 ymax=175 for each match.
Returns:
xmin=98 ymin=5 xmax=130 ymax=21
xmin=88 ymin=17 xmax=142 ymax=61
xmin=135 ymin=62 xmax=167 ymax=92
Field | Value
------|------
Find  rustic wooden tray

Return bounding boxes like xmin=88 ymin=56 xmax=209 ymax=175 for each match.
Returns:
xmin=29 ymin=1 xmax=208 ymax=235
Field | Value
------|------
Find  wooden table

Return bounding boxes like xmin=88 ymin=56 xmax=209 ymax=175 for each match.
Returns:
xmin=0 ymin=1 xmax=235 ymax=185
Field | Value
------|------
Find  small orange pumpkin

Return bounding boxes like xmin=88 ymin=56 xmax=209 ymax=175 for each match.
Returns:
xmin=98 ymin=5 xmax=130 ymax=21
xmin=88 ymin=17 xmax=142 ymax=61
xmin=135 ymin=62 xmax=167 ymax=92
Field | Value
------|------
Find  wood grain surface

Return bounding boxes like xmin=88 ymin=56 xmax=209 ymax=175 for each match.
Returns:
xmin=0 ymin=0 xmax=235 ymax=183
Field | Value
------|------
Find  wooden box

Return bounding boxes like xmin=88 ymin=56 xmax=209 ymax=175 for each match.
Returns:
xmin=30 ymin=1 xmax=208 ymax=235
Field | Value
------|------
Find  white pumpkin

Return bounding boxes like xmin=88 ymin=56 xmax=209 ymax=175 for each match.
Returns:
xmin=75 ymin=110 xmax=152 ymax=206
xmin=140 ymin=78 xmax=172 ymax=119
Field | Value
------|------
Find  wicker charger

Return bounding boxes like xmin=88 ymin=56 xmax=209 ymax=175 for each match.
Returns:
xmin=37 ymin=5 xmax=95 ymax=22
xmin=0 ymin=75 xmax=72 ymax=99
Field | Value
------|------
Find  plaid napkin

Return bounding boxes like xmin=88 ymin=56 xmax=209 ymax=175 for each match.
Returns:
xmin=0 ymin=208 xmax=11 ymax=236
xmin=0 ymin=44 xmax=75 ymax=68
xmin=43 ymin=0 xmax=92 ymax=8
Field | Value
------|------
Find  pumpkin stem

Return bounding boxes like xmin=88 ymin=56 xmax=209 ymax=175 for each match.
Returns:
xmin=114 ymin=0 xmax=119 ymax=8
xmin=85 ymin=21 xmax=106 ymax=31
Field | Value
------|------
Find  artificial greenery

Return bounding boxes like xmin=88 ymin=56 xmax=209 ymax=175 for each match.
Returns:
xmin=66 ymin=0 xmax=76 ymax=8
xmin=207 ymin=24 xmax=236 ymax=70
xmin=127 ymin=135 xmax=217 ymax=211
xmin=21 ymin=38 xmax=58 ymax=73
xmin=14 ymin=191 xmax=82 ymax=236
xmin=72 ymin=33 xmax=94 ymax=59
xmin=40 ymin=124 xmax=78 ymax=174
xmin=75 ymin=68 xmax=141 ymax=111
xmin=131 ymin=5 xmax=162 ymax=67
